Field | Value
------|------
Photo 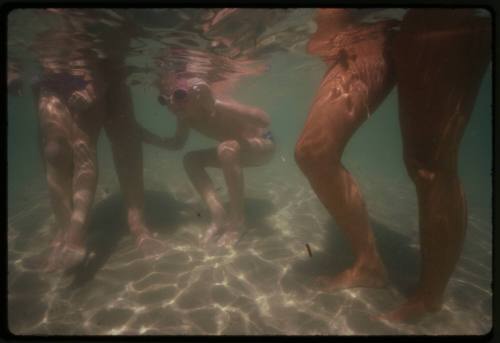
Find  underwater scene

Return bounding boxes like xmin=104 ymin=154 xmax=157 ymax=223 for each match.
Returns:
xmin=7 ymin=8 xmax=492 ymax=335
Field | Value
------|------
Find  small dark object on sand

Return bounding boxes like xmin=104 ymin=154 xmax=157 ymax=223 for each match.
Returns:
xmin=305 ymin=243 xmax=312 ymax=258
xmin=196 ymin=212 xmax=201 ymax=218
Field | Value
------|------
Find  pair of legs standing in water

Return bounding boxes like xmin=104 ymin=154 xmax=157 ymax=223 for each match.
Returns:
xmin=295 ymin=9 xmax=491 ymax=321
xmin=36 ymin=63 xmax=163 ymax=272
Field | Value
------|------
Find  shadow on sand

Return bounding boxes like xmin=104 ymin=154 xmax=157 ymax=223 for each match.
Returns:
xmin=235 ymin=197 xmax=276 ymax=243
xmin=67 ymin=190 xmax=190 ymax=288
xmin=290 ymin=218 xmax=420 ymax=296
xmin=68 ymin=192 xmax=275 ymax=288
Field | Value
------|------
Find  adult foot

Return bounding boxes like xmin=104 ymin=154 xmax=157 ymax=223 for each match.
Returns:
xmin=44 ymin=232 xmax=67 ymax=272
xmin=315 ymin=263 xmax=388 ymax=292
xmin=58 ymin=244 xmax=87 ymax=273
xmin=44 ymin=246 xmax=62 ymax=272
xmin=136 ymin=232 xmax=165 ymax=258
xmin=376 ymin=296 xmax=441 ymax=323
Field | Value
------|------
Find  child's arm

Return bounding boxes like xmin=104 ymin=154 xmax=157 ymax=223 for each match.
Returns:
xmin=164 ymin=119 xmax=190 ymax=149
xmin=138 ymin=118 xmax=189 ymax=150
xmin=139 ymin=125 xmax=165 ymax=147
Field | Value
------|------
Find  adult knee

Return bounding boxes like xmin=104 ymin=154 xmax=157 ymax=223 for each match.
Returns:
xmin=294 ymin=138 xmax=309 ymax=168
xmin=217 ymin=140 xmax=240 ymax=164
xmin=404 ymin=155 xmax=456 ymax=186
xmin=295 ymin=137 xmax=338 ymax=175
xmin=43 ymin=138 xmax=71 ymax=167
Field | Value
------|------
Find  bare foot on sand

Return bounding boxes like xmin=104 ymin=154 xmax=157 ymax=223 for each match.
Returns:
xmin=201 ymin=222 xmax=222 ymax=246
xmin=216 ymin=230 xmax=239 ymax=247
xmin=375 ymin=295 xmax=441 ymax=323
xmin=215 ymin=219 xmax=246 ymax=247
xmin=57 ymin=244 xmax=87 ymax=273
xmin=315 ymin=264 xmax=388 ymax=292
xmin=44 ymin=245 xmax=63 ymax=272
xmin=44 ymin=232 xmax=67 ymax=272
xmin=136 ymin=233 xmax=165 ymax=258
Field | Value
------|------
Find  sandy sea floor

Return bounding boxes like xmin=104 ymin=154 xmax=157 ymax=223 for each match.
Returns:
xmin=7 ymin=153 xmax=492 ymax=335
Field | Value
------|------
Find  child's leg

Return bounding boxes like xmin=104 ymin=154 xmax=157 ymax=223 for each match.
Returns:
xmin=183 ymin=148 xmax=227 ymax=244
xmin=217 ymin=137 xmax=275 ymax=246
xmin=217 ymin=140 xmax=244 ymax=230
xmin=184 ymin=139 xmax=274 ymax=246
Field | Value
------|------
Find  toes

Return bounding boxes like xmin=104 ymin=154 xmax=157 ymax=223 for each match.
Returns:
xmin=314 ymin=276 xmax=339 ymax=292
xmin=138 ymin=236 xmax=165 ymax=258
xmin=216 ymin=231 xmax=238 ymax=247
xmin=201 ymin=224 xmax=221 ymax=246
xmin=59 ymin=246 xmax=86 ymax=273
xmin=44 ymin=246 xmax=63 ymax=272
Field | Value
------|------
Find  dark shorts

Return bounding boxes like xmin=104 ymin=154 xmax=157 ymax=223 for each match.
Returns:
xmin=32 ymin=72 xmax=88 ymax=100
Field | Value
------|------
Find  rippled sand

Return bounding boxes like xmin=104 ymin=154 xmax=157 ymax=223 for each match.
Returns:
xmin=7 ymin=159 xmax=492 ymax=335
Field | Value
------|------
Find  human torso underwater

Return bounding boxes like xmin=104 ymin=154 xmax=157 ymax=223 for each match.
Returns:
xmin=180 ymin=99 xmax=264 ymax=143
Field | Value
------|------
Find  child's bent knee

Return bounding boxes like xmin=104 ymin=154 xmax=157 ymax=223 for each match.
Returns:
xmin=217 ymin=141 xmax=240 ymax=163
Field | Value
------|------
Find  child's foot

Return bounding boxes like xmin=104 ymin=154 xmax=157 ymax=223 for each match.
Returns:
xmin=216 ymin=230 xmax=239 ymax=247
xmin=201 ymin=223 xmax=222 ymax=246
xmin=216 ymin=219 xmax=244 ymax=247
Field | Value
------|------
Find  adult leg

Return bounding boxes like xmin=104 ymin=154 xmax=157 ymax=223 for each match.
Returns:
xmin=59 ymin=97 xmax=106 ymax=270
xmin=295 ymin=24 xmax=395 ymax=290
xmin=37 ymin=93 xmax=74 ymax=269
xmin=381 ymin=9 xmax=491 ymax=322
xmin=104 ymin=80 xmax=164 ymax=256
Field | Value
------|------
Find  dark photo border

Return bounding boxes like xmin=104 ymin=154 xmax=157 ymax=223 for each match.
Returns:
xmin=1 ymin=1 xmax=497 ymax=342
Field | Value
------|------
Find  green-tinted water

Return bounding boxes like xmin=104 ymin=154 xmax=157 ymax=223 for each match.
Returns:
xmin=7 ymin=8 xmax=492 ymax=335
